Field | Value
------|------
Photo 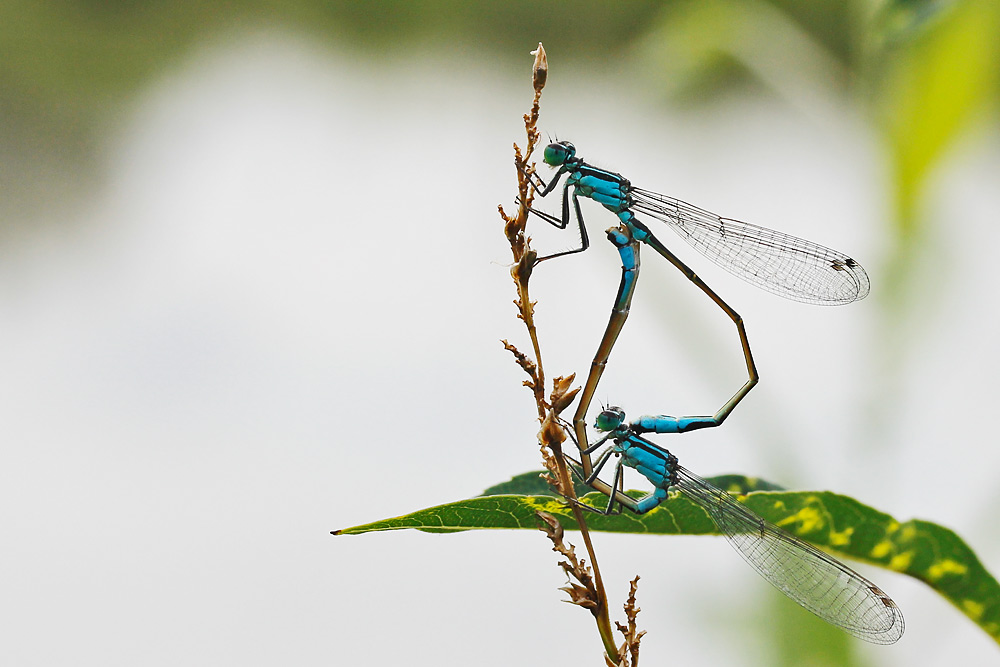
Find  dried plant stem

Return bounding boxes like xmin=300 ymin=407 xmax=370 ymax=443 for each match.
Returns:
xmin=615 ymin=577 xmax=645 ymax=667
xmin=498 ymin=43 xmax=621 ymax=663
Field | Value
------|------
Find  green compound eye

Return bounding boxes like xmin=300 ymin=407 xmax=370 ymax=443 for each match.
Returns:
xmin=543 ymin=141 xmax=575 ymax=166
xmin=594 ymin=406 xmax=625 ymax=432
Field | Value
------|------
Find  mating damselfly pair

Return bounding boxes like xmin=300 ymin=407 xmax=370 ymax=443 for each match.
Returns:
xmin=523 ymin=140 xmax=902 ymax=644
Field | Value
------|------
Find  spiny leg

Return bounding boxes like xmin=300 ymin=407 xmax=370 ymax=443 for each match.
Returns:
xmin=517 ymin=163 xmax=592 ymax=262
xmin=602 ymin=457 xmax=626 ymax=515
xmin=533 ymin=185 xmax=593 ymax=262
xmin=563 ymin=451 xmax=637 ymax=515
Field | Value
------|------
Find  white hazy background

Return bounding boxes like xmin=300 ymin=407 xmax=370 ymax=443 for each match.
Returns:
xmin=1 ymin=34 xmax=998 ymax=666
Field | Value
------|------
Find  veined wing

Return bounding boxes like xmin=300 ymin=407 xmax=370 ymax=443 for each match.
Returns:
xmin=630 ymin=188 xmax=870 ymax=305
xmin=673 ymin=466 xmax=904 ymax=644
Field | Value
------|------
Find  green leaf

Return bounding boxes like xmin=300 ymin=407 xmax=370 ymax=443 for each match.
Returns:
xmin=478 ymin=470 xmax=592 ymax=497
xmin=334 ymin=472 xmax=1000 ymax=644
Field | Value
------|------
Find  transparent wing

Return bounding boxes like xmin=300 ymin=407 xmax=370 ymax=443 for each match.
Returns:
xmin=630 ymin=188 xmax=870 ymax=305
xmin=673 ymin=465 xmax=904 ymax=644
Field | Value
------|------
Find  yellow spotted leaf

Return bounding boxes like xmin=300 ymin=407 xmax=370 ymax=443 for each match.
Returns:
xmin=334 ymin=471 xmax=1000 ymax=644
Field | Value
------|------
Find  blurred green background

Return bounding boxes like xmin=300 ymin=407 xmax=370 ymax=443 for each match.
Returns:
xmin=1 ymin=1 xmax=998 ymax=666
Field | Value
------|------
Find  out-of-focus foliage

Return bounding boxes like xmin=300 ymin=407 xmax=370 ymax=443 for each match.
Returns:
xmin=0 ymin=0 xmax=662 ymax=215
xmin=639 ymin=0 xmax=999 ymax=212
xmin=3 ymin=0 xmax=997 ymax=230
xmin=0 ymin=0 xmax=660 ymax=138
xmin=872 ymin=0 xmax=1000 ymax=315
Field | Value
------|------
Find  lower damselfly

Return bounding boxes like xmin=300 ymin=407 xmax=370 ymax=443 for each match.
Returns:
xmin=565 ymin=406 xmax=903 ymax=645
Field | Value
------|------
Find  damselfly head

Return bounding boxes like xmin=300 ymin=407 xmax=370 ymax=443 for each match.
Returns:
xmin=543 ymin=141 xmax=576 ymax=167
xmin=594 ymin=405 xmax=626 ymax=432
